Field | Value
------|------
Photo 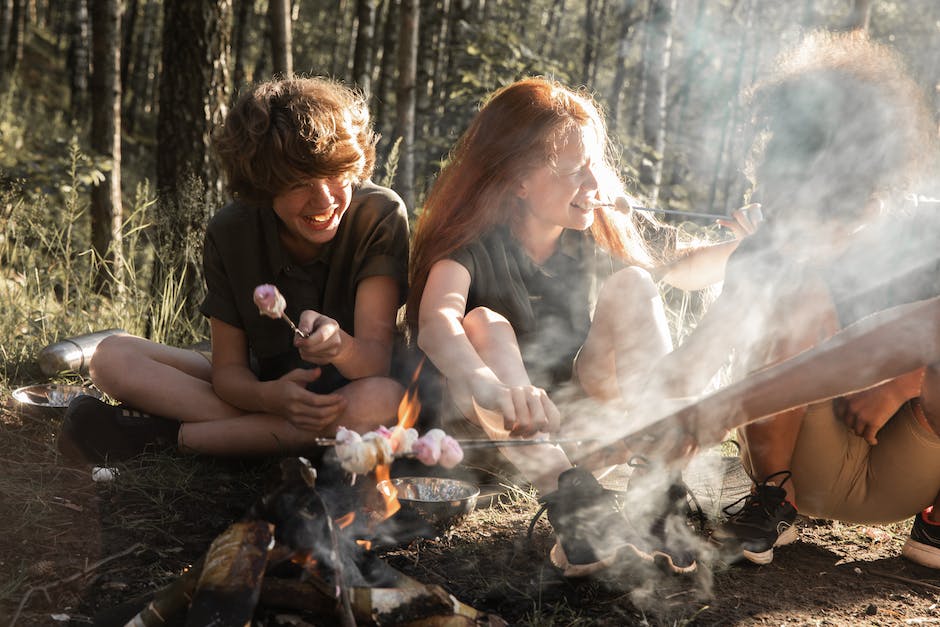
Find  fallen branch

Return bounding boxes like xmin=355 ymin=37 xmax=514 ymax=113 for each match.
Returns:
xmin=9 ymin=542 xmax=145 ymax=627
xmin=868 ymin=569 xmax=940 ymax=594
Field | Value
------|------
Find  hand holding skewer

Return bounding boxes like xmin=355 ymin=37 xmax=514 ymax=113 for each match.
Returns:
xmin=253 ymin=284 xmax=309 ymax=338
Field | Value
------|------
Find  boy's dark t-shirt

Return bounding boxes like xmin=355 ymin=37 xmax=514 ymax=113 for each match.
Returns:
xmin=448 ymin=225 xmax=625 ymax=390
xmin=200 ymin=181 xmax=409 ymax=390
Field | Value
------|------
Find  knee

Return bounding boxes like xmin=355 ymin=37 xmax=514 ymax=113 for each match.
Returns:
xmin=603 ymin=266 xmax=659 ymax=301
xmin=88 ymin=334 xmax=138 ymax=386
xmin=463 ymin=307 xmax=514 ymax=348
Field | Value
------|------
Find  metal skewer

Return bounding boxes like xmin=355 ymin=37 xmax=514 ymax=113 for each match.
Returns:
xmin=282 ymin=313 xmax=309 ymax=338
xmin=313 ymin=436 xmax=598 ymax=449
xmin=593 ymin=202 xmax=733 ymax=221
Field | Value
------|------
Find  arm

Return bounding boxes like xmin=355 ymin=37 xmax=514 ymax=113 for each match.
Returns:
xmin=210 ymin=317 xmax=345 ymax=427
xmin=416 ymin=260 xmax=510 ymax=410
xmin=653 ymin=204 xmax=761 ymax=291
xmin=295 ymin=275 xmax=399 ymax=380
xmin=654 ymin=239 xmax=741 ymax=291
xmin=631 ymin=295 xmax=940 ymax=455
xmin=416 ymin=259 xmax=559 ymax=434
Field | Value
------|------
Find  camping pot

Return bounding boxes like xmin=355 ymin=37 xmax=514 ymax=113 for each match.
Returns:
xmin=38 ymin=328 xmax=127 ymax=376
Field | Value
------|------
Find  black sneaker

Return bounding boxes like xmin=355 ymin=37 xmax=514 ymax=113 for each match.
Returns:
xmin=711 ymin=470 xmax=798 ymax=565
xmin=57 ymin=395 xmax=180 ymax=464
xmin=902 ymin=509 xmax=940 ymax=568
xmin=528 ymin=467 xmax=653 ymax=578
xmin=625 ymin=458 xmax=701 ymax=575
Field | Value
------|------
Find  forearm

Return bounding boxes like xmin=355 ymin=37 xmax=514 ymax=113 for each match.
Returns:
xmin=212 ymin=364 xmax=273 ymax=414
xmin=702 ymin=297 xmax=940 ymax=427
xmin=330 ymin=330 xmax=393 ymax=380
xmin=655 ymin=240 xmax=740 ymax=291
xmin=417 ymin=318 xmax=499 ymax=386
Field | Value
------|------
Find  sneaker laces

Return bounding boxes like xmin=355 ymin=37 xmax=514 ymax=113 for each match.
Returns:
xmin=627 ymin=456 xmax=707 ymax=533
xmin=526 ymin=469 xmax=621 ymax=540
xmin=721 ymin=470 xmax=793 ymax=525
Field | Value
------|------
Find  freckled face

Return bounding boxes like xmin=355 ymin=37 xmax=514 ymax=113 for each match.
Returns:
xmin=272 ymin=176 xmax=353 ymax=252
xmin=516 ymin=126 xmax=602 ymax=233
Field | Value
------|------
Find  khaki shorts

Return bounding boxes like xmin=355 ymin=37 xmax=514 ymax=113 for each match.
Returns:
xmin=744 ymin=400 xmax=940 ymax=524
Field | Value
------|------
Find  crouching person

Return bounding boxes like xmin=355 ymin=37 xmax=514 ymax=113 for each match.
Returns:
xmin=58 ymin=77 xmax=409 ymax=463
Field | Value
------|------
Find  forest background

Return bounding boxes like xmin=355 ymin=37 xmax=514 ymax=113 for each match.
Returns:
xmin=0 ymin=0 xmax=939 ymax=369
xmin=1 ymin=1 xmax=940 ymax=624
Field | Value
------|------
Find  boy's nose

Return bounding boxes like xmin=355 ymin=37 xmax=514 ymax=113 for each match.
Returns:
xmin=307 ymin=180 xmax=335 ymax=206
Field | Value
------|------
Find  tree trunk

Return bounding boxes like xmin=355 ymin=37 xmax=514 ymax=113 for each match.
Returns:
xmin=352 ymin=0 xmax=376 ymax=97
xmin=231 ymin=0 xmax=251 ymax=89
xmin=6 ymin=0 xmax=24 ymax=76
xmin=581 ymin=0 xmax=596 ymax=86
xmin=155 ymin=0 xmax=231 ymax=332
xmin=539 ymin=0 xmax=564 ymax=58
xmin=373 ymin=0 xmax=398 ymax=161
xmin=638 ymin=0 xmax=676 ymax=205
xmin=0 ymin=0 xmax=14 ymax=88
xmin=120 ymin=0 xmax=137 ymax=88
xmin=65 ymin=0 xmax=89 ymax=120
xmin=268 ymin=0 xmax=292 ymax=77
xmin=606 ymin=0 xmax=639 ymax=132
xmin=124 ymin=0 xmax=158 ymax=136
xmin=393 ymin=0 xmax=417 ymax=213
xmin=89 ymin=0 xmax=123 ymax=293
xmin=841 ymin=0 xmax=872 ymax=31
xmin=707 ymin=0 xmax=752 ymax=215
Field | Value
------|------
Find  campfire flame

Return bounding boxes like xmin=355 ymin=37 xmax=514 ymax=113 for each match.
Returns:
xmin=377 ymin=359 xmax=424 ymax=520
xmin=336 ymin=512 xmax=356 ymax=529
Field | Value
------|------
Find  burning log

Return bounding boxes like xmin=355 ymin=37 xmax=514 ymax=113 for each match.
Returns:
xmin=184 ymin=520 xmax=274 ymax=626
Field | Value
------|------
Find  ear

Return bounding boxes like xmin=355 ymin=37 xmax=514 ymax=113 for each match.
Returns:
xmin=516 ymin=179 xmax=529 ymax=200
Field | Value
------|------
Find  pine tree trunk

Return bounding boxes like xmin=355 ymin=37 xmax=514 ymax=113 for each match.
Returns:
xmin=66 ymin=0 xmax=89 ymax=120
xmin=120 ymin=0 xmax=137 ymax=88
xmin=268 ymin=0 xmax=292 ymax=77
xmin=0 ymin=0 xmax=13 ymax=88
xmin=606 ymin=0 xmax=639 ymax=132
xmin=231 ymin=0 xmax=251 ymax=89
xmin=89 ymin=0 xmax=123 ymax=293
xmin=124 ymin=0 xmax=158 ymax=136
xmin=352 ymin=0 xmax=376 ymax=97
xmin=841 ymin=0 xmax=872 ymax=31
xmin=373 ymin=0 xmax=398 ymax=161
xmin=393 ymin=0 xmax=418 ymax=213
xmin=639 ymin=0 xmax=676 ymax=205
xmin=155 ymin=0 xmax=231 ymax=333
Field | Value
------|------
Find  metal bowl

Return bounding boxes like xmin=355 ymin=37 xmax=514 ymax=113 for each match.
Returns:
xmin=11 ymin=384 xmax=103 ymax=409
xmin=377 ymin=476 xmax=480 ymax=531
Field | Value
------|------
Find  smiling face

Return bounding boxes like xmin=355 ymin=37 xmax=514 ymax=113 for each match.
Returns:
xmin=272 ymin=175 xmax=354 ymax=258
xmin=516 ymin=126 xmax=602 ymax=238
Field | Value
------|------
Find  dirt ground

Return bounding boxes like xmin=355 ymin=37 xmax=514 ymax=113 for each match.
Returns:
xmin=2 ymin=399 xmax=940 ymax=626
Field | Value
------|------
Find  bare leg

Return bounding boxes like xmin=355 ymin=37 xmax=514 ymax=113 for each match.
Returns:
xmin=92 ymin=334 xmax=404 ymax=456
xmin=917 ymin=362 xmax=940 ymax=522
xmin=90 ymin=334 xmax=243 ymax=422
xmin=577 ymin=267 xmax=673 ymax=401
xmin=179 ymin=377 xmax=404 ymax=456
xmin=738 ymin=286 xmax=842 ymax=506
xmin=451 ymin=307 xmax=572 ymax=494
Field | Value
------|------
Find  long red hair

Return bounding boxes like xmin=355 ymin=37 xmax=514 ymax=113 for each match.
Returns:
xmin=407 ymin=77 xmax=661 ymax=334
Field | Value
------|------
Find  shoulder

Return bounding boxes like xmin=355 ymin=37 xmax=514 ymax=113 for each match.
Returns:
xmin=349 ymin=181 xmax=408 ymax=222
xmin=207 ymin=199 xmax=262 ymax=236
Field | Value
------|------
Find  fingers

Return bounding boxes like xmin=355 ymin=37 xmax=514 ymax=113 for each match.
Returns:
xmin=718 ymin=203 xmax=762 ymax=237
xmin=294 ymin=312 xmax=343 ymax=363
xmin=492 ymin=385 xmax=556 ymax=437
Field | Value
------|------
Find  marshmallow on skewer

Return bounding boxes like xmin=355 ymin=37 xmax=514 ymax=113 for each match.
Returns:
xmin=253 ymin=284 xmax=287 ymax=319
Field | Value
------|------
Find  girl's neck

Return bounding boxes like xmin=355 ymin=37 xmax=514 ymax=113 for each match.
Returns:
xmin=511 ymin=216 xmax=563 ymax=265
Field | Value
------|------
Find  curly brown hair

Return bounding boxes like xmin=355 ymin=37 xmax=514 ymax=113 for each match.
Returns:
xmin=745 ymin=31 xmax=937 ymax=225
xmin=212 ymin=77 xmax=377 ymax=204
